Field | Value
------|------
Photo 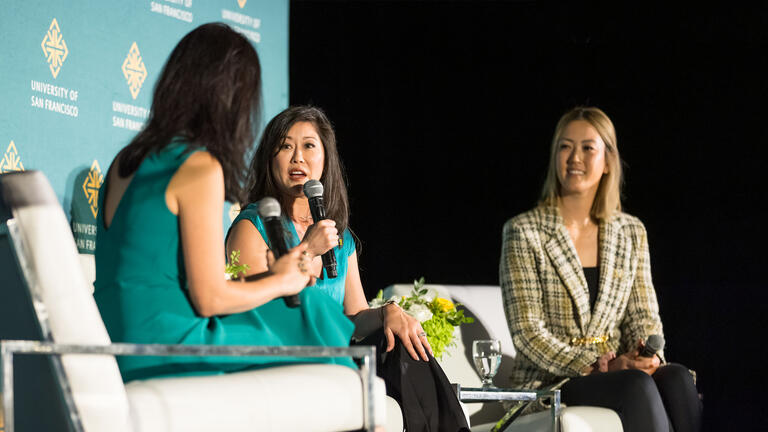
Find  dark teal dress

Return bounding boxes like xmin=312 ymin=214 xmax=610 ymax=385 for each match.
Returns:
xmin=229 ymin=202 xmax=356 ymax=306
xmin=93 ymin=140 xmax=355 ymax=382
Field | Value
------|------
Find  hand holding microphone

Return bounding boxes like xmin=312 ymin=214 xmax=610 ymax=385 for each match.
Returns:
xmin=607 ymin=334 xmax=664 ymax=375
xmin=258 ymin=197 xmax=304 ymax=308
xmin=637 ymin=334 xmax=665 ymax=358
xmin=303 ymin=180 xmax=338 ymax=279
xmin=302 ymin=219 xmax=340 ymax=259
xmin=633 ymin=334 xmax=664 ymax=375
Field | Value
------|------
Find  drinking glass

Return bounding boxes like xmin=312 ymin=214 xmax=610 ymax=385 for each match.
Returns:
xmin=472 ymin=339 xmax=502 ymax=388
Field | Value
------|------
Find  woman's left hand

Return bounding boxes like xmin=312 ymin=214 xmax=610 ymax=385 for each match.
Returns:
xmin=382 ymin=303 xmax=433 ymax=361
xmin=607 ymin=348 xmax=661 ymax=376
xmin=635 ymin=354 xmax=661 ymax=376
xmin=633 ymin=339 xmax=661 ymax=375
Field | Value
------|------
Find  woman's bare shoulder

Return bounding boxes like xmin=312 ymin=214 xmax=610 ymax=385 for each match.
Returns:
xmin=170 ymin=150 xmax=224 ymax=192
xmin=166 ymin=149 xmax=223 ymax=213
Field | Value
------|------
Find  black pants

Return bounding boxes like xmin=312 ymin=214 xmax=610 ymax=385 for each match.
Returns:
xmin=355 ymin=331 xmax=470 ymax=432
xmin=561 ymin=363 xmax=702 ymax=432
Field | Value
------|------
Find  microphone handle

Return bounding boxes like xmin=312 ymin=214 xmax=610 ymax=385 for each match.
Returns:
xmin=308 ymin=196 xmax=338 ymax=279
xmin=321 ymin=250 xmax=338 ymax=279
xmin=307 ymin=195 xmax=328 ymax=221
xmin=637 ymin=346 xmax=656 ymax=358
xmin=263 ymin=216 xmax=300 ymax=308
xmin=638 ymin=345 xmax=657 ymax=358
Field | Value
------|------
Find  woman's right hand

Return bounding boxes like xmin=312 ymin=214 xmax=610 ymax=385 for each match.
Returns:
xmin=301 ymin=219 xmax=339 ymax=257
xmin=267 ymin=246 xmax=314 ymax=296
xmin=592 ymin=351 xmax=616 ymax=373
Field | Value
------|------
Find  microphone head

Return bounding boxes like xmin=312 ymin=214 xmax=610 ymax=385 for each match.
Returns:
xmin=645 ymin=334 xmax=665 ymax=352
xmin=257 ymin=197 xmax=281 ymax=218
xmin=303 ymin=179 xmax=324 ymax=199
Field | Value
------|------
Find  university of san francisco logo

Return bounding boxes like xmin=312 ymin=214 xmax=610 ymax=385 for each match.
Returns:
xmin=41 ymin=18 xmax=69 ymax=79
xmin=1 ymin=141 xmax=25 ymax=173
xmin=122 ymin=42 xmax=147 ymax=100
xmin=238 ymin=0 xmax=247 ymax=8
xmin=82 ymin=160 xmax=104 ymax=218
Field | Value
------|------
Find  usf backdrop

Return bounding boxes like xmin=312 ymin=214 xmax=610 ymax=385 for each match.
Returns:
xmin=0 ymin=0 xmax=289 ymax=258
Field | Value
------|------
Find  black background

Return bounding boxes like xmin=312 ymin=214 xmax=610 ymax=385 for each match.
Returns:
xmin=289 ymin=2 xmax=768 ymax=429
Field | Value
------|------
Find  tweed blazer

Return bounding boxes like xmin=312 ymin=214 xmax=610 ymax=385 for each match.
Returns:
xmin=499 ymin=205 xmax=664 ymax=391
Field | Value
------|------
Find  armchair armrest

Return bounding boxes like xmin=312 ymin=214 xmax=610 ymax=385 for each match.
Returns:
xmin=1 ymin=340 xmax=377 ymax=432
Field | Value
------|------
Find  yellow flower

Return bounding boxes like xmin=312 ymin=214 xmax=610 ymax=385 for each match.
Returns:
xmin=434 ymin=297 xmax=454 ymax=312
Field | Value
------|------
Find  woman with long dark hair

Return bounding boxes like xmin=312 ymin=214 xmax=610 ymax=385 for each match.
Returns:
xmin=94 ymin=24 xmax=354 ymax=381
xmin=227 ymin=105 xmax=470 ymax=431
xmin=500 ymin=106 xmax=701 ymax=431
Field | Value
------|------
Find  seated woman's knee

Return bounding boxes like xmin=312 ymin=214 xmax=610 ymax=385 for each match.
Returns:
xmin=616 ymin=369 xmax=657 ymax=400
xmin=654 ymin=363 xmax=694 ymax=386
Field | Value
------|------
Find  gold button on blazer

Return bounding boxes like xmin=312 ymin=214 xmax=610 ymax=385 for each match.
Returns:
xmin=499 ymin=205 xmax=664 ymax=392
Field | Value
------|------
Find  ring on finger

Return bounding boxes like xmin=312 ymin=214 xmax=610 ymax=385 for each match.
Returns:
xmin=418 ymin=331 xmax=427 ymax=337
xmin=298 ymin=260 xmax=308 ymax=274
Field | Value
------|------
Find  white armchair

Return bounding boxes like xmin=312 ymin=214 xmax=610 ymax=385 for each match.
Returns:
xmin=0 ymin=170 xmax=400 ymax=432
xmin=385 ymin=284 xmax=623 ymax=432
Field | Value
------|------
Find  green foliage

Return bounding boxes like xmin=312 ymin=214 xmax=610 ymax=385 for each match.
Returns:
xmin=225 ymin=250 xmax=250 ymax=280
xmin=422 ymin=315 xmax=455 ymax=359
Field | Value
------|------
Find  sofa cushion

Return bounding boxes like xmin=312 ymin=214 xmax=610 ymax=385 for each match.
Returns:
xmin=471 ymin=406 xmax=622 ymax=432
xmin=126 ymin=364 xmax=392 ymax=432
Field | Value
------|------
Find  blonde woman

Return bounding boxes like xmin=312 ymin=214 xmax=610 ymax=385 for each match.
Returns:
xmin=500 ymin=107 xmax=701 ymax=432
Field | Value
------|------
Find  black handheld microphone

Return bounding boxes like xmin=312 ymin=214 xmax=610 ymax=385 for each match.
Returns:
xmin=258 ymin=197 xmax=300 ymax=308
xmin=638 ymin=334 xmax=665 ymax=358
xmin=302 ymin=180 xmax=338 ymax=279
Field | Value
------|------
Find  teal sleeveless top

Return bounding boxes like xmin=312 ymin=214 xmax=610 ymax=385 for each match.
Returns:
xmin=93 ymin=140 xmax=355 ymax=381
xmin=229 ymin=202 xmax=356 ymax=306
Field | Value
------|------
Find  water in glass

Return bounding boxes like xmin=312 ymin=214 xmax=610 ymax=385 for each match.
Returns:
xmin=472 ymin=339 xmax=501 ymax=388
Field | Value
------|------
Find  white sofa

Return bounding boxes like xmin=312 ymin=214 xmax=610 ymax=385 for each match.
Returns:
xmin=385 ymin=284 xmax=624 ymax=432
xmin=0 ymin=170 xmax=402 ymax=432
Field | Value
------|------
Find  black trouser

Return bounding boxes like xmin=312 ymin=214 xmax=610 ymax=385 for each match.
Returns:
xmin=561 ymin=363 xmax=702 ymax=432
xmin=354 ymin=331 xmax=470 ymax=432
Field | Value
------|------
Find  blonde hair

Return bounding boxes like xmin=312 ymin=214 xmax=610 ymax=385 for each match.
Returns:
xmin=540 ymin=106 xmax=623 ymax=220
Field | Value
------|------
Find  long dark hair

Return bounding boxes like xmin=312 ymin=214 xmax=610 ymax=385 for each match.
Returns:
xmin=245 ymin=106 xmax=350 ymax=235
xmin=118 ymin=23 xmax=262 ymax=203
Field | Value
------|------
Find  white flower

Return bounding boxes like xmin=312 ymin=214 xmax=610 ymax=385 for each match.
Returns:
xmin=404 ymin=303 xmax=433 ymax=323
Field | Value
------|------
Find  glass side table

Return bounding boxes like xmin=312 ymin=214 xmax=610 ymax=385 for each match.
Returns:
xmin=452 ymin=384 xmax=561 ymax=432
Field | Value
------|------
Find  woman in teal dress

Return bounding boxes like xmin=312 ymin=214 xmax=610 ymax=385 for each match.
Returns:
xmin=226 ymin=105 xmax=430 ymax=359
xmin=93 ymin=23 xmax=354 ymax=383
xmin=226 ymin=105 xmax=470 ymax=431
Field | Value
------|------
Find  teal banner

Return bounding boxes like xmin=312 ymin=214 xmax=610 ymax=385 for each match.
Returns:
xmin=0 ymin=0 xmax=289 ymax=254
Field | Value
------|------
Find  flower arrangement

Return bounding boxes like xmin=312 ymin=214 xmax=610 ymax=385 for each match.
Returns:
xmin=370 ymin=277 xmax=474 ymax=359
xmin=225 ymin=250 xmax=250 ymax=280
